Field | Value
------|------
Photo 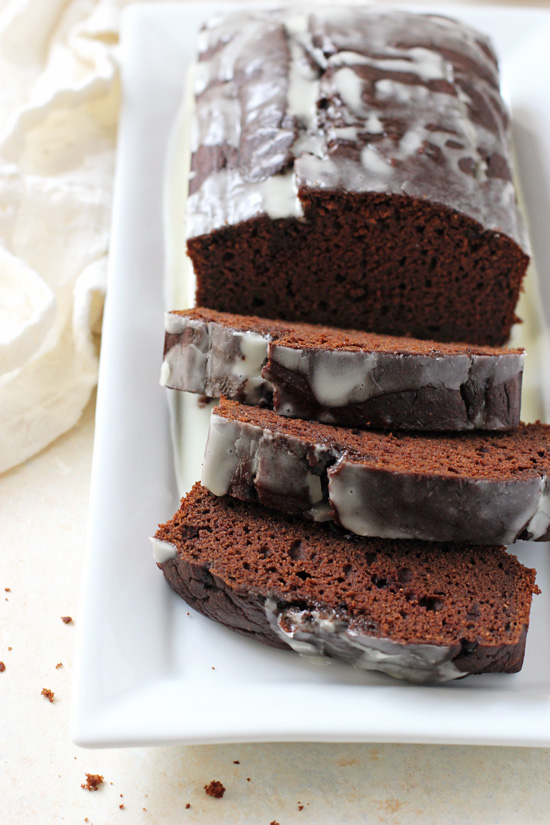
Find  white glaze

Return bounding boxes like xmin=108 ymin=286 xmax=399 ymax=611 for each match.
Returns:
xmin=159 ymin=360 xmax=171 ymax=387
xmin=161 ymin=317 xmax=209 ymax=394
xmin=265 ymin=598 xmax=463 ymax=683
xmin=360 ymin=145 xmax=393 ymax=176
xmin=235 ymin=330 xmax=268 ymax=364
xmin=328 ymin=460 xmax=545 ymax=545
xmin=286 ymin=18 xmax=320 ymax=129
xmin=201 ymin=414 xmax=259 ymax=497
xmin=366 ymin=113 xmax=384 ymax=134
xmin=162 ymin=314 xmax=272 ymax=402
xmin=268 ymin=345 xmax=523 ymax=413
xmin=330 ymin=46 xmax=448 ymax=82
xmin=187 ymin=7 xmax=529 ymax=251
xmin=327 ymin=463 xmax=413 ymax=540
xmin=333 ymin=67 xmax=365 ymax=112
xmin=525 ymin=477 xmax=550 ymax=540
xmin=202 ymin=412 xmax=330 ymax=511
xmin=150 ymin=537 xmax=178 ymax=564
xmin=187 ymin=168 xmax=303 ymax=238
xmin=164 ymin=311 xmax=189 ymax=335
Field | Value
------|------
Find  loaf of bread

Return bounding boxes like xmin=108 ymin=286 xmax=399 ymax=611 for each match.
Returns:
xmin=201 ymin=399 xmax=550 ymax=545
xmin=187 ymin=8 xmax=529 ymax=345
xmin=153 ymin=484 xmax=539 ymax=683
xmin=162 ymin=307 xmax=524 ymax=430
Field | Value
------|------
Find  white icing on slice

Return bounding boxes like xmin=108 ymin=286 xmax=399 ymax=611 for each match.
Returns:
xmin=201 ymin=414 xmax=243 ymax=496
xmin=328 ymin=460 xmax=544 ymax=544
xmin=269 ymin=346 xmax=524 ymax=416
xmin=261 ymin=171 xmax=304 ymax=220
xmin=265 ymin=599 xmax=463 ymax=683
xmin=162 ymin=317 xmax=209 ymax=394
xmin=360 ymin=145 xmax=393 ymax=176
xmin=230 ymin=331 xmax=270 ymax=398
xmin=187 ymin=169 xmax=303 ymax=238
xmin=150 ymin=537 xmax=178 ymax=563
xmin=525 ymin=477 xmax=550 ymax=540
xmin=164 ymin=311 xmax=188 ymax=335
xmin=159 ymin=360 xmax=171 ymax=387
xmin=286 ymin=23 xmax=320 ymax=130
xmin=328 ymin=47 xmax=447 ymax=82
xmin=366 ymin=114 xmax=384 ymax=134
xmin=333 ymin=67 xmax=364 ymax=112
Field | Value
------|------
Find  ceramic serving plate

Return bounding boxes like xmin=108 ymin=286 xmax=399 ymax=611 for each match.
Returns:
xmin=72 ymin=2 xmax=550 ymax=747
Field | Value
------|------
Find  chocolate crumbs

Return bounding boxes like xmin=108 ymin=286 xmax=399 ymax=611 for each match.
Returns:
xmin=81 ymin=774 xmax=104 ymax=791
xmin=204 ymin=780 xmax=225 ymax=799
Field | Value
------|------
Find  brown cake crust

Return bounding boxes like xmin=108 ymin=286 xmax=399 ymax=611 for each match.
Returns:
xmin=162 ymin=308 xmax=524 ymax=431
xmin=187 ymin=9 xmax=529 ymax=346
xmin=202 ymin=400 xmax=550 ymax=545
xmin=154 ymin=484 xmax=539 ymax=683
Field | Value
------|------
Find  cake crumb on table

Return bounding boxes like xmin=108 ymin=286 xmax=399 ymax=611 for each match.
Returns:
xmin=0 ymin=662 xmax=5 ymax=672
xmin=81 ymin=774 xmax=104 ymax=791
xmin=119 ymin=804 xmax=124 ymax=809
xmin=56 ymin=662 xmax=63 ymax=669
xmin=204 ymin=780 xmax=225 ymax=799
xmin=61 ymin=616 xmax=73 ymax=624
xmin=185 ymin=803 xmax=191 ymax=809
xmin=41 ymin=688 xmax=54 ymax=703
xmin=233 ymin=760 xmax=240 ymax=764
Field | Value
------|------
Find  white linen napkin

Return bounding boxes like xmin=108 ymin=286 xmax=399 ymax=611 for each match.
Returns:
xmin=0 ymin=0 xmax=124 ymax=473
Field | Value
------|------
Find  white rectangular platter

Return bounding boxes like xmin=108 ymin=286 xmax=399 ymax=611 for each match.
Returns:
xmin=72 ymin=2 xmax=550 ymax=748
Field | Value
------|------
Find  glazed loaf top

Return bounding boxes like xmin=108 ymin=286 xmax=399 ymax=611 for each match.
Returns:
xmin=188 ymin=7 xmax=528 ymax=250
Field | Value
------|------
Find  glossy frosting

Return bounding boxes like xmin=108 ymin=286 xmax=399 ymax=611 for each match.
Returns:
xmin=162 ymin=311 xmax=524 ymax=431
xmin=265 ymin=598 xmax=464 ymax=683
xmin=162 ymin=312 xmax=272 ymax=405
xmin=202 ymin=411 xmax=550 ymax=544
xmin=187 ymin=8 xmax=528 ymax=251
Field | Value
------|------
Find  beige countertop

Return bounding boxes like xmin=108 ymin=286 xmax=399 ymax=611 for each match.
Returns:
xmin=1 ymin=393 xmax=550 ymax=824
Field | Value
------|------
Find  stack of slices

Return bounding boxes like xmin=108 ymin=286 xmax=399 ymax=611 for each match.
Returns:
xmin=153 ymin=8 xmax=545 ymax=684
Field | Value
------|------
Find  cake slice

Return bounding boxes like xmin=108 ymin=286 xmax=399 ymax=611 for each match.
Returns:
xmin=202 ymin=399 xmax=550 ymax=545
xmin=162 ymin=308 xmax=524 ymax=431
xmin=153 ymin=484 xmax=539 ymax=683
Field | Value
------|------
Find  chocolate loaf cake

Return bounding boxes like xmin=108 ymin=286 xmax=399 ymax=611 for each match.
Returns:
xmin=162 ymin=307 xmax=524 ymax=431
xmin=187 ymin=8 xmax=529 ymax=345
xmin=202 ymin=400 xmax=550 ymax=545
xmin=153 ymin=484 xmax=539 ymax=683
